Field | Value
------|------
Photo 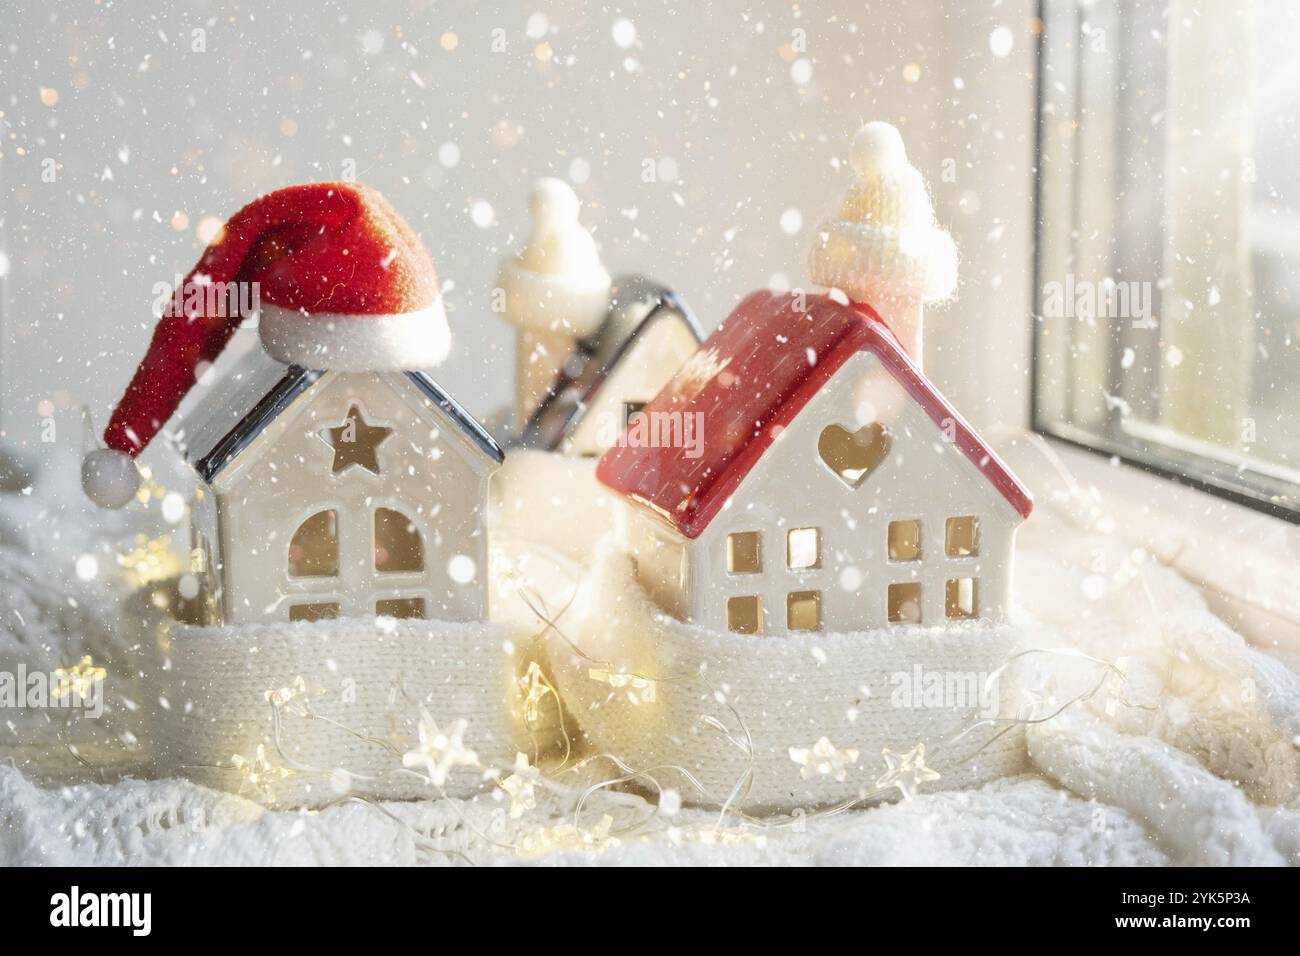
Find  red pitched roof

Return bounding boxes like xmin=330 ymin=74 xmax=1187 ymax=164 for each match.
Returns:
xmin=596 ymin=291 xmax=1032 ymax=538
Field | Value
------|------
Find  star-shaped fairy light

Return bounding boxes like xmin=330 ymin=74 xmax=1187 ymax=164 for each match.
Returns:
xmin=515 ymin=814 xmax=617 ymax=858
xmin=789 ymin=736 xmax=860 ymax=782
xmin=499 ymin=752 xmax=540 ymax=819
xmin=320 ymin=404 xmax=392 ymax=475
xmin=874 ymin=743 xmax=942 ymax=802
xmin=516 ymin=661 xmax=554 ymax=727
xmin=118 ymin=533 xmax=182 ymax=589
xmin=52 ymin=656 xmax=106 ymax=700
xmin=588 ymin=667 xmax=657 ymax=703
xmin=231 ymin=744 xmax=291 ymax=800
xmin=264 ymin=675 xmax=313 ymax=718
xmin=402 ymin=710 xmax=479 ymax=787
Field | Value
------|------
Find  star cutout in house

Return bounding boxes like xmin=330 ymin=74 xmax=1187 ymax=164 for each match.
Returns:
xmin=321 ymin=405 xmax=392 ymax=475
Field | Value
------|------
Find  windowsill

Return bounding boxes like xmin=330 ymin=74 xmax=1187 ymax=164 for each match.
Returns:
xmin=1021 ymin=434 xmax=1300 ymax=657
xmin=1037 ymin=419 xmax=1300 ymax=521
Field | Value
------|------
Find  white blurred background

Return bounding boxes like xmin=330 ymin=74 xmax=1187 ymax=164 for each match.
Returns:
xmin=1 ymin=0 xmax=1038 ymax=477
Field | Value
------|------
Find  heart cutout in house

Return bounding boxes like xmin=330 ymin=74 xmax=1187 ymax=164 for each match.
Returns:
xmin=818 ymin=422 xmax=891 ymax=488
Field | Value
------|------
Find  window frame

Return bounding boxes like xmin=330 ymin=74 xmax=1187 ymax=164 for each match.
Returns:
xmin=1029 ymin=0 xmax=1300 ymax=524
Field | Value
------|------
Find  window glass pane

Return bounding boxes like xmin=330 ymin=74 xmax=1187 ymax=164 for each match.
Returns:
xmin=376 ymin=597 xmax=425 ymax=620
xmin=945 ymin=516 xmax=978 ymax=557
xmin=727 ymin=595 xmax=763 ymax=634
xmin=887 ymin=520 xmax=921 ymax=561
xmin=727 ymin=532 xmax=761 ymax=573
xmin=623 ymin=401 xmax=647 ymax=429
xmin=786 ymin=527 xmax=821 ymax=570
xmin=375 ymin=507 xmax=423 ymax=572
xmin=887 ymin=582 xmax=922 ymax=624
xmin=945 ymin=578 xmax=977 ymax=619
xmin=288 ymin=510 xmax=338 ymax=577
xmin=1034 ymin=0 xmax=1300 ymax=517
xmin=787 ymin=590 xmax=821 ymax=631
xmin=289 ymin=601 xmax=339 ymax=623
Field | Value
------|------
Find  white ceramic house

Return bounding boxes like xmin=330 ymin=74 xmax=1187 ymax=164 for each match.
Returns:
xmin=179 ymin=339 xmax=503 ymax=626
xmin=597 ymin=291 xmax=1032 ymax=635
xmin=516 ymin=275 xmax=702 ymax=457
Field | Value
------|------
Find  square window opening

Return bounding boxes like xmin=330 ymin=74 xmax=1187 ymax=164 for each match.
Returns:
xmin=289 ymin=601 xmax=340 ymax=623
xmin=727 ymin=595 xmax=763 ymax=634
xmin=623 ymin=401 xmax=647 ymax=430
xmin=945 ymin=578 xmax=977 ymax=619
xmin=727 ymin=531 xmax=761 ymax=574
xmin=887 ymin=582 xmax=922 ymax=625
xmin=945 ymin=516 xmax=979 ymax=557
xmin=376 ymin=597 xmax=426 ymax=620
xmin=787 ymin=590 xmax=821 ymax=631
xmin=888 ymin=519 xmax=922 ymax=561
xmin=288 ymin=510 xmax=339 ymax=578
xmin=787 ymin=527 xmax=821 ymax=570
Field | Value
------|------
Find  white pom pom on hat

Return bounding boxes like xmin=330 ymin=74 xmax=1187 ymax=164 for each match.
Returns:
xmin=498 ymin=178 xmax=611 ymax=338
xmin=81 ymin=447 xmax=141 ymax=509
xmin=528 ymin=176 xmax=582 ymax=226
xmin=808 ymin=121 xmax=958 ymax=307
xmin=848 ymin=120 xmax=908 ymax=176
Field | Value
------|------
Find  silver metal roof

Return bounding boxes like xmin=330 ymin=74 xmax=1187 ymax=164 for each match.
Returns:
xmin=516 ymin=275 xmax=703 ymax=451
xmin=175 ymin=341 xmax=503 ymax=484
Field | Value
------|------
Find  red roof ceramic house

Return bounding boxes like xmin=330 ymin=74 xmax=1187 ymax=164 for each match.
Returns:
xmin=597 ymin=290 xmax=1031 ymax=636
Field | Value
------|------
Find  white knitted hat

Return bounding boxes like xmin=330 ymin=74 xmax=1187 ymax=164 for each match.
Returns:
xmin=808 ymin=122 xmax=957 ymax=306
xmin=498 ymin=179 xmax=611 ymax=338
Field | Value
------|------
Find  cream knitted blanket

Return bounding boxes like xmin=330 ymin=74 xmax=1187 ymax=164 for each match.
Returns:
xmin=152 ymin=614 xmax=560 ymax=807
xmin=1 ymin=447 xmax=1297 ymax=864
xmin=544 ymin=545 xmax=1026 ymax=811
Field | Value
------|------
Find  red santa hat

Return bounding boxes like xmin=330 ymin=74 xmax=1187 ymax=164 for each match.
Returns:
xmin=82 ymin=182 xmax=449 ymax=508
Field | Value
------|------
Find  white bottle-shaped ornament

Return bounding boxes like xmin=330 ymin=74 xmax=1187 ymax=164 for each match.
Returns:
xmin=498 ymin=179 xmax=611 ymax=426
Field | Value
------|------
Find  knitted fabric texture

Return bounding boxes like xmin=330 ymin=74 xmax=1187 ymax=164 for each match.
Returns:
xmin=498 ymin=179 xmax=610 ymax=338
xmin=807 ymin=123 xmax=957 ymax=307
xmin=5 ymin=444 xmax=1299 ymax=863
xmin=497 ymin=258 xmax=610 ymax=337
xmin=3 ymin=488 xmax=1299 ymax=863
xmin=546 ymin=544 xmax=1026 ymax=811
xmin=0 ymin=766 xmax=483 ymax=865
xmin=808 ymin=223 xmax=958 ymax=306
xmin=153 ymin=613 xmax=562 ymax=808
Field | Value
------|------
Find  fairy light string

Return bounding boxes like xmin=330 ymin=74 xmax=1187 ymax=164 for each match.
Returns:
xmin=50 ymin=437 xmax=1165 ymax=861
xmin=179 ymin=574 xmax=1152 ymax=857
